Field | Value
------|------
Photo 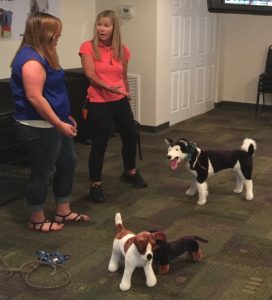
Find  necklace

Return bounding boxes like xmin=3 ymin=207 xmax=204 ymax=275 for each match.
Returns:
xmin=109 ymin=50 xmax=113 ymax=65
xmin=100 ymin=42 xmax=114 ymax=65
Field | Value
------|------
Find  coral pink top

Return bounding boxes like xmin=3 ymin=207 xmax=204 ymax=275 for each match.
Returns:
xmin=79 ymin=40 xmax=131 ymax=103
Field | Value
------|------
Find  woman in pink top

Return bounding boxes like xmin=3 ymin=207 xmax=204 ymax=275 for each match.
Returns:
xmin=79 ymin=10 xmax=148 ymax=203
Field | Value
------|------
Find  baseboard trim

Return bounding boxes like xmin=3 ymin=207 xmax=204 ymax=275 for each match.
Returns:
xmin=215 ymin=101 xmax=256 ymax=108
xmin=139 ymin=100 xmax=269 ymax=133
xmin=140 ymin=122 xmax=169 ymax=133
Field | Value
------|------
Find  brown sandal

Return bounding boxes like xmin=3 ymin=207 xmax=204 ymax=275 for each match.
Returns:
xmin=28 ymin=218 xmax=63 ymax=232
xmin=54 ymin=211 xmax=90 ymax=223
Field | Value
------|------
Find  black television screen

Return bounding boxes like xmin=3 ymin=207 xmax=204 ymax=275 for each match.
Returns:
xmin=207 ymin=0 xmax=272 ymax=15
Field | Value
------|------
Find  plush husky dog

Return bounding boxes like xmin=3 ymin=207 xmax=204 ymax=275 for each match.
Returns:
xmin=165 ymin=138 xmax=256 ymax=205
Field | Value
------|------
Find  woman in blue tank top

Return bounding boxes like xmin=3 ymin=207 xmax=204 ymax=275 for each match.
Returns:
xmin=10 ymin=13 xmax=90 ymax=232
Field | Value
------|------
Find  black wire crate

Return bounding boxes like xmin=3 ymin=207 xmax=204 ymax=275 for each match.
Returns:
xmin=0 ymin=116 xmax=30 ymax=205
xmin=0 ymin=158 xmax=30 ymax=205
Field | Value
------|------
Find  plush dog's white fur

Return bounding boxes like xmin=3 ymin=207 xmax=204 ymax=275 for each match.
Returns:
xmin=165 ymin=138 xmax=256 ymax=205
xmin=108 ymin=213 xmax=166 ymax=291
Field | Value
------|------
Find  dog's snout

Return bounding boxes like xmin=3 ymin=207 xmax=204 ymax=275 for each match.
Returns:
xmin=167 ymin=155 xmax=171 ymax=160
xmin=147 ymin=254 xmax=152 ymax=261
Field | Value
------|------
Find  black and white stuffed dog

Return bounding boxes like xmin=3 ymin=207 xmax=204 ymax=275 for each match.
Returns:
xmin=165 ymin=138 xmax=256 ymax=205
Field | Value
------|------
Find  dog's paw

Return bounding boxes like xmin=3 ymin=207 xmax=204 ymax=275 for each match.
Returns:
xmin=246 ymin=193 xmax=254 ymax=201
xmin=186 ymin=188 xmax=196 ymax=196
xmin=197 ymin=199 xmax=206 ymax=205
xmin=234 ymin=186 xmax=243 ymax=193
xmin=108 ymin=263 xmax=118 ymax=272
xmin=191 ymin=249 xmax=203 ymax=262
xmin=159 ymin=264 xmax=170 ymax=274
xmin=120 ymin=281 xmax=131 ymax=291
xmin=146 ymin=276 xmax=157 ymax=287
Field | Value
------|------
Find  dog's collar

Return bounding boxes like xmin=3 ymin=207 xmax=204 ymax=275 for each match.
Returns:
xmin=187 ymin=143 xmax=196 ymax=161
xmin=188 ymin=145 xmax=207 ymax=170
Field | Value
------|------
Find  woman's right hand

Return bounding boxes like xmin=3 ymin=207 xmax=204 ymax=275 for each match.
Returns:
xmin=57 ymin=121 xmax=77 ymax=137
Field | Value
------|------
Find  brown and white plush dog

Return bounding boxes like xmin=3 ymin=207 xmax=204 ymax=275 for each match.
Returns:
xmin=165 ymin=138 xmax=257 ymax=205
xmin=108 ymin=213 xmax=166 ymax=291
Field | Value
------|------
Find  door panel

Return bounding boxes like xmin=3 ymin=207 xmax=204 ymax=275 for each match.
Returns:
xmin=170 ymin=0 xmax=217 ymax=125
xmin=171 ymin=71 xmax=180 ymax=113
xmin=181 ymin=69 xmax=190 ymax=109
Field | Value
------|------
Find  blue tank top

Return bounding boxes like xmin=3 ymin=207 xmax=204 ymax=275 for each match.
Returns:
xmin=10 ymin=46 xmax=71 ymax=122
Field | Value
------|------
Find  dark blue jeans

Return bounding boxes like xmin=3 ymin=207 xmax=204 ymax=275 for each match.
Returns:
xmin=15 ymin=123 xmax=77 ymax=212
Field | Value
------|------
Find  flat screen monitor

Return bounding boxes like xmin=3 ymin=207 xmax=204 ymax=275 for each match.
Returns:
xmin=207 ymin=0 xmax=272 ymax=15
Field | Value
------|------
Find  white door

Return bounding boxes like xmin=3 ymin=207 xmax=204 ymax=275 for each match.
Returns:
xmin=170 ymin=0 xmax=218 ymax=125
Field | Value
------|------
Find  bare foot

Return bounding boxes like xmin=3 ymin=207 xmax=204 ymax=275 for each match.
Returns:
xmin=54 ymin=211 xmax=90 ymax=223
xmin=28 ymin=219 xmax=64 ymax=232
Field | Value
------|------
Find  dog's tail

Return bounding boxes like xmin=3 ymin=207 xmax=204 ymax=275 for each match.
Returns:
xmin=182 ymin=235 xmax=208 ymax=243
xmin=115 ymin=213 xmax=125 ymax=232
xmin=240 ymin=138 xmax=257 ymax=156
xmin=193 ymin=236 xmax=208 ymax=243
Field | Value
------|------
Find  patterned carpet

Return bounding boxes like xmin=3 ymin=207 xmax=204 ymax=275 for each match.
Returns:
xmin=0 ymin=103 xmax=271 ymax=299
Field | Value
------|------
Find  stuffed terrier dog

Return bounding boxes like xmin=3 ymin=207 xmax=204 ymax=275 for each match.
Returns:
xmin=108 ymin=213 xmax=166 ymax=291
xmin=151 ymin=234 xmax=208 ymax=274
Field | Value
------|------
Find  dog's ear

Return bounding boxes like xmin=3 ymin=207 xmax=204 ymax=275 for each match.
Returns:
xmin=134 ymin=239 xmax=146 ymax=254
xmin=177 ymin=138 xmax=191 ymax=153
xmin=151 ymin=231 xmax=167 ymax=242
xmin=165 ymin=138 xmax=173 ymax=146
xmin=178 ymin=138 xmax=190 ymax=146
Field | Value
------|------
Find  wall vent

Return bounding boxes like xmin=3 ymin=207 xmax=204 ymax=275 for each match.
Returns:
xmin=128 ymin=74 xmax=140 ymax=121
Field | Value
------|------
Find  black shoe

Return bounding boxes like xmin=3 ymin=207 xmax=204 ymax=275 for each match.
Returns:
xmin=89 ymin=184 xmax=106 ymax=203
xmin=120 ymin=170 xmax=148 ymax=188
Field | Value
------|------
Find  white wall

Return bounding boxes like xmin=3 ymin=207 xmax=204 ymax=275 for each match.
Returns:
xmin=217 ymin=13 xmax=272 ymax=104
xmin=58 ymin=0 xmax=95 ymax=69
xmin=0 ymin=0 xmax=95 ymax=78
xmin=156 ymin=0 xmax=171 ymax=126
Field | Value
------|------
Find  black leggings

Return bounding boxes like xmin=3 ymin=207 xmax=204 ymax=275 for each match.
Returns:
xmin=87 ymin=97 xmax=138 ymax=182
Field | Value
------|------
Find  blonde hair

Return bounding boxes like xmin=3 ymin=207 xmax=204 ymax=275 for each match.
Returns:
xmin=12 ymin=12 xmax=61 ymax=69
xmin=92 ymin=10 xmax=124 ymax=61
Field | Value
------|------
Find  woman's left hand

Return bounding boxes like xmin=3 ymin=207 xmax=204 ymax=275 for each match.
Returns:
xmin=109 ymin=85 xmax=129 ymax=96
